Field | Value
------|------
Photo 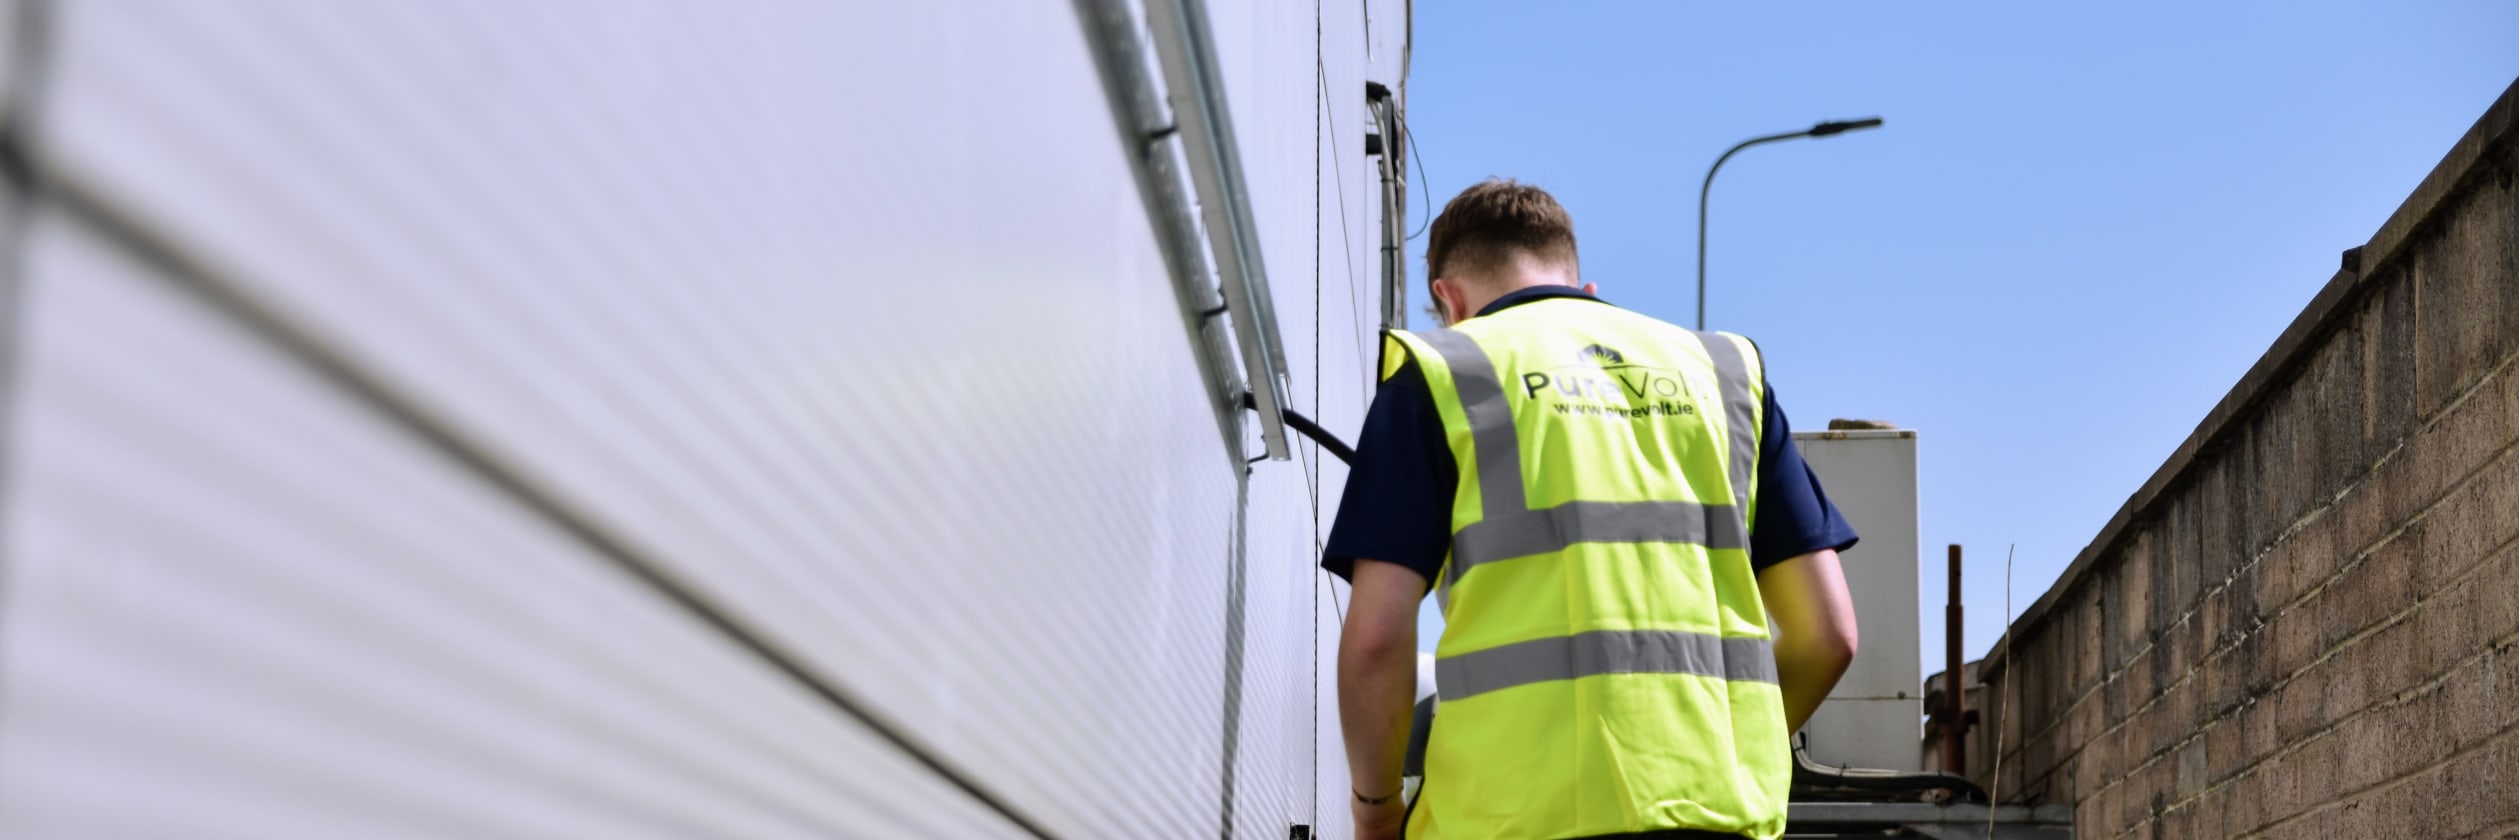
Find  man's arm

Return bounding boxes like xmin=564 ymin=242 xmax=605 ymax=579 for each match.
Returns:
xmin=1338 ymin=560 xmax=1422 ymax=837
xmin=1756 ymin=548 xmax=1858 ymax=732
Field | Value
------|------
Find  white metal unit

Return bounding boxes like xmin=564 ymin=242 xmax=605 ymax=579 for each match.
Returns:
xmin=1791 ymin=429 xmax=1924 ymax=771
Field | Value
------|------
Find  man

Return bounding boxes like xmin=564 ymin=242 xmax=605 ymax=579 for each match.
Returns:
xmin=1326 ymin=180 xmax=1861 ymax=840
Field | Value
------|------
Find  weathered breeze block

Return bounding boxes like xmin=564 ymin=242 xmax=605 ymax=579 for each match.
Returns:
xmin=1973 ymin=79 xmax=2519 ymax=839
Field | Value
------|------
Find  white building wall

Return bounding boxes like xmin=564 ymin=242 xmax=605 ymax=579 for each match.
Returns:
xmin=0 ymin=2 xmax=1404 ymax=837
xmin=1 ymin=209 xmax=1033 ymax=840
xmin=1204 ymin=1 xmax=1407 ymax=836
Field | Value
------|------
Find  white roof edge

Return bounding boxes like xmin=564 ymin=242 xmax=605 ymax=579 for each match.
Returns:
xmin=1792 ymin=429 xmax=1918 ymax=440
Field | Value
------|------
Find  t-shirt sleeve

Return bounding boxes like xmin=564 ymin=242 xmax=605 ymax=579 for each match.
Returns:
xmin=1321 ymin=347 xmax=1456 ymax=588
xmin=1748 ymin=382 xmax=1860 ymax=572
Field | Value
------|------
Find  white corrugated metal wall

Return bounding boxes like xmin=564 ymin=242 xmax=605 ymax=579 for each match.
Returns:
xmin=1212 ymin=2 xmax=1405 ymax=837
xmin=0 ymin=2 xmax=1405 ymax=837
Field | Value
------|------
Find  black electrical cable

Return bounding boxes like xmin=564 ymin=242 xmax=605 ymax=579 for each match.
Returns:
xmin=1242 ymin=392 xmax=1355 ymax=466
xmin=1403 ymin=120 xmax=1431 ymax=241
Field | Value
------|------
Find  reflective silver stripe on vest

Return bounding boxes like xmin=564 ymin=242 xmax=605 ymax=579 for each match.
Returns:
xmin=1695 ymin=331 xmax=1759 ymax=521
xmin=1436 ymin=630 xmax=1778 ymax=700
xmin=1452 ymin=500 xmax=1747 ymax=570
xmin=1416 ymin=327 xmax=1524 ymax=600
xmin=1416 ymin=329 xmax=1527 ymax=517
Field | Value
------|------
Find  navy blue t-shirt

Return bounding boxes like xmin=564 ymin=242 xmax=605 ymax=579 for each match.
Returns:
xmin=1322 ymin=286 xmax=1858 ymax=586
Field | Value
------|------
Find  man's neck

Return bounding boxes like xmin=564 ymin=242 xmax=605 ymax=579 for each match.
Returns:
xmin=1460 ymin=275 xmax=1579 ymax=319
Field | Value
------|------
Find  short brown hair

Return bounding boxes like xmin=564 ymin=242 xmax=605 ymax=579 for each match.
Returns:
xmin=1423 ymin=179 xmax=1579 ymax=284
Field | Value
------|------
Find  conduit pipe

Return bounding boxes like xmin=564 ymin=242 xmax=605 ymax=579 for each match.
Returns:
xmin=1070 ymin=0 xmax=1267 ymax=463
xmin=1141 ymin=0 xmax=1295 ymax=461
xmin=1365 ymin=81 xmax=1407 ymax=331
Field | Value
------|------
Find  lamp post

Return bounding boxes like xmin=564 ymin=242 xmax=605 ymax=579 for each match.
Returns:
xmin=1695 ymin=117 xmax=1883 ymax=330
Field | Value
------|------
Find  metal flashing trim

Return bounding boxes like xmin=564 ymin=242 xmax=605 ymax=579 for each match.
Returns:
xmin=1143 ymin=0 xmax=1293 ymax=461
xmin=1435 ymin=630 xmax=1777 ymax=701
xmin=1070 ymin=0 xmax=1252 ymax=466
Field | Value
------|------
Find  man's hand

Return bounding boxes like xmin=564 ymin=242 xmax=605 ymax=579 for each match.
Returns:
xmin=1339 ymin=560 xmax=1424 ymax=840
xmin=1352 ymin=792 xmax=1407 ymax=840
xmin=1756 ymin=548 xmax=1858 ymax=732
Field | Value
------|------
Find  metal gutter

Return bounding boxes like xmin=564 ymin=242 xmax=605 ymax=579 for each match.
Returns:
xmin=1069 ymin=0 xmax=1256 ymax=465
xmin=1141 ymin=0 xmax=1294 ymax=461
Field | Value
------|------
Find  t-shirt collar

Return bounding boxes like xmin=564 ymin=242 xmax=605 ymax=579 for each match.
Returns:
xmin=1475 ymin=284 xmax=1609 ymax=318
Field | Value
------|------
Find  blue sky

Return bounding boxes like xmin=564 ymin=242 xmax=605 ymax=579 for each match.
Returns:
xmin=1398 ymin=2 xmax=2519 ymax=673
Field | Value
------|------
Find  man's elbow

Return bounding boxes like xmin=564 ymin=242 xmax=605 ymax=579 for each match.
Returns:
xmin=1342 ymin=622 xmax=1405 ymax=662
xmin=1342 ymin=611 xmax=1420 ymax=669
xmin=1782 ymin=620 xmax=1858 ymax=676
xmin=1818 ymin=623 xmax=1858 ymax=673
xmin=1340 ymin=561 xmax=1424 ymax=666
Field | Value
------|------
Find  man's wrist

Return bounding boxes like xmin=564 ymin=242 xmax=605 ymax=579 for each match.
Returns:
xmin=1353 ymin=787 xmax=1401 ymax=806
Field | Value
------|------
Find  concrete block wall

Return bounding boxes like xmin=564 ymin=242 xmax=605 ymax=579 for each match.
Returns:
xmin=1974 ymin=78 xmax=2519 ymax=839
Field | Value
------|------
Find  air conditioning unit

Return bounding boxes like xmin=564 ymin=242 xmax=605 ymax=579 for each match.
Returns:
xmin=1792 ymin=425 xmax=1923 ymax=771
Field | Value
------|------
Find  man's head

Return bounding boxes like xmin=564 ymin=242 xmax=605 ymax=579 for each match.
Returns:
xmin=1423 ymin=179 xmax=1592 ymax=325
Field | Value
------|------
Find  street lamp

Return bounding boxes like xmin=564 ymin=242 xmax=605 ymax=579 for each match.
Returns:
xmin=1695 ymin=117 xmax=1884 ymax=330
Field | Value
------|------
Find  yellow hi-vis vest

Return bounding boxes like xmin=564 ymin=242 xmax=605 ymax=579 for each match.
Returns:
xmin=1387 ymin=297 xmax=1787 ymax=840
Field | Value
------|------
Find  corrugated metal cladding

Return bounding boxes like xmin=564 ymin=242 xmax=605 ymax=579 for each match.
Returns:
xmin=0 ymin=2 xmax=1406 ymax=839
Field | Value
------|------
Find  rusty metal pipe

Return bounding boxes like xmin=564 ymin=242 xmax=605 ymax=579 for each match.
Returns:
xmin=1944 ymin=544 xmax=1967 ymax=777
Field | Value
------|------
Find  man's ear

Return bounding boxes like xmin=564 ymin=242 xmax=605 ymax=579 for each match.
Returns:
xmin=1579 ymin=281 xmax=1599 ymax=296
xmin=1429 ymin=278 xmax=1461 ymax=326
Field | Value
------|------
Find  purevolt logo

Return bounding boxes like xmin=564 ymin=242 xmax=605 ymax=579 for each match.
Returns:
xmin=1518 ymin=342 xmax=1700 ymax=410
xmin=1575 ymin=344 xmax=1626 ymax=365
